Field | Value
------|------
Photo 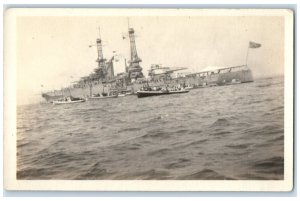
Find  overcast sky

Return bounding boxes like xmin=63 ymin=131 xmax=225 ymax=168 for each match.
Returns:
xmin=16 ymin=15 xmax=284 ymax=105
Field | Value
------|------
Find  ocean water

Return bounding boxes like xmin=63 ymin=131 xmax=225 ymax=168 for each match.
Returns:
xmin=17 ymin=76 xmax=284 ymax=180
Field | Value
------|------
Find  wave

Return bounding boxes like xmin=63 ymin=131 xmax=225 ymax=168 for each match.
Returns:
xmin=51 ymin=139 xmax=67 ymax=147
xmin=150 ymin=114 xmax=169 ymax=121
xmin=100 ymin=126 xmax=107 ymax=129
xmin=147 ymin=148 xmax=170 ymax=156
xmin=237 ymin=173 xmax=269 ymax=180
xmin=78 ymin=150 xmax=97 ymax=156
xmin=226 ymin=143 xmax=252 ymax=149
xmin=164 ymin=158 xmax=190 ymax=169
xmin=17 ymin=167 xmax=56 ymax=179
xmin=118 ymin=127 xmax=142 ymax=133
xmin=163 ymin=102 xmax=174 ymax=107
xmin=75 ymin=162 xmax=114 ymax=179
xmin=243 ymin=125 xmax=283 ymax=137
xmin=211 ymin=131 xmax=232 ymax=136
xmin=87 ymin=107 xmax=108 ymax=113
xmin=252 ymin=156 xmax=284 ymax=176
xmin=178 ymin=169 xmax=235 ymax=180
xmin=174 ymin=129 xmax=189 ymax=134
xmin=262 ymin=126 xmax=284 ymax=135
xmin=109 ymin=118 xmax=126 ymax=124
xmin=140 ymin=130 xmax=170 ymax=140
xmin=188 ymin=129 xmax=203 ymax=135
xmin=17 ymin=142 xmax=31 ymax=148
xmin=248 ymin=100 xmax=264 ymax=104
xmin=115 ymin=143 xmax=141 ymax=152
xmin=31 ymin=151 xmax=83 ymax=166
xmin=268 ymin=135 xmax=284 ymax=143
xmin=270 ymin=106 xmax=284 ymax=112
xmin=113 ymin=169 xmax=171 ymax=180
xmin=128 ymin=108 xmax=149 ymax=113
xmin=264 ymin=98 xmax=274 ymax=102
xmin=181 ymin=139 xmax=208 ymax=148
xmin=257 ymin=83 xmax=272 ymax=88
xmin=17 ymin=126 xmax=27 ymax=129
xmin=211 ymin=118 xmax=230 ymax=127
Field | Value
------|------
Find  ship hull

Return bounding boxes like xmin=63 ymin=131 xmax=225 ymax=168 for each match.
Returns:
xmin=42 ymin=69 xmax=254 ymax=102
xmin=183 ymin=68 xmax=254 ymax=87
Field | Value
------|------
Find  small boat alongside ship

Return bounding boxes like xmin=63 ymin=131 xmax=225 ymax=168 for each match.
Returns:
xmin=118 ymin=89 xmax=134 ymax=97
xmin=136 ymin=85 xmax=190 ymax=98
xmin=52 ymin=97 xmax=86 ymax=105
xmin=88 ymin=94 xmax=118 ymax=100
xmin=137 ymin=89 xmax=189 ymax=98
xmin=88 ymin=90 xmax=119 ymax=100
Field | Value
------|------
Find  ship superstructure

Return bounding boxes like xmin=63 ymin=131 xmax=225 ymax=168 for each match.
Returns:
xmin=127 ymin=28 xmax=144 ymax=82
xmin=71 ymin=31 xmax=116 ymax=92
xmin=89 ymin=33 xmax=115 ymax=83
xmin=41 ymin=26 xmax=255 ymax=103
xmin=148 ymin=64 xmax=188 ymax=81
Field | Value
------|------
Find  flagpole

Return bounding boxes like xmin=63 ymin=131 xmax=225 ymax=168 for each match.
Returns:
xmin=245 ymin=44 xmax=250 ymax=66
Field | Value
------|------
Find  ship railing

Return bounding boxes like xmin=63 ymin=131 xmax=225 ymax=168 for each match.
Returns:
xmin=186 ymin=65 xmax=248 ymax=78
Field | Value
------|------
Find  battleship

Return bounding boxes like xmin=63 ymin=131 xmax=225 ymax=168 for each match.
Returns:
xmin=42 ymin=27 xmax=145 ymax=102
xmin=41 ymin=26 xmax=254 ymax=102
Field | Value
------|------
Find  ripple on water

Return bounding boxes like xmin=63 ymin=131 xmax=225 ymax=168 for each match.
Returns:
xmin=178 ymin=169 xmax=236 ymax=180
xmin=252 ymin=156 xmax=284 ymax=176
xmin=17 ymin=76 xmax=284 ymax=180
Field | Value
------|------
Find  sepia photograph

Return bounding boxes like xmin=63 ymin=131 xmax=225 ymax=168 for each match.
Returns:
xmin=4 ymin=8 xmax=294 ymax=191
